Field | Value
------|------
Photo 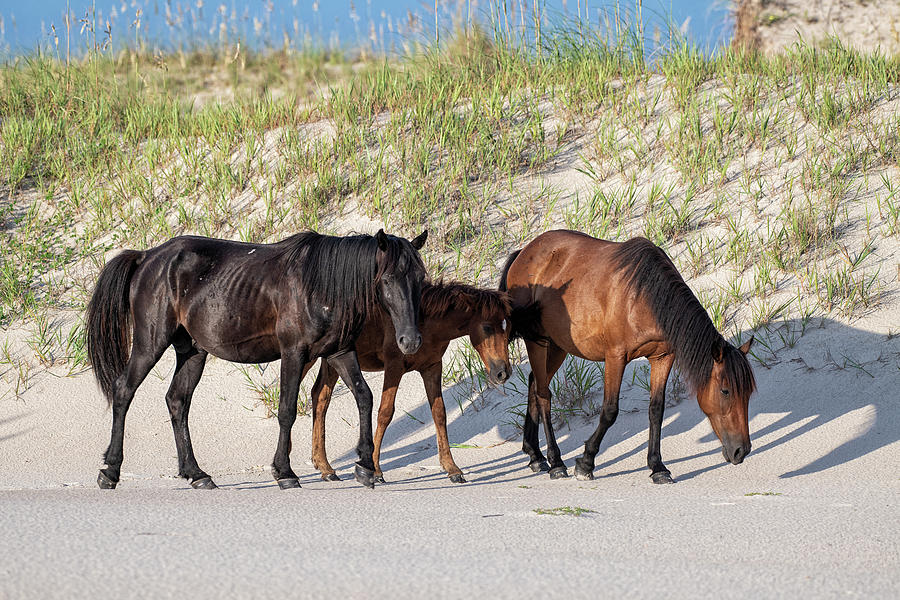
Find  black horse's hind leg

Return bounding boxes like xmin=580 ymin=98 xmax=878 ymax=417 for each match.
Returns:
xmin=165 ymin=342 xmax=214 ymax=489
xmin=272 ymin=347 xmax=308 ymax=489
xmin=574 ymin=355 xmax=625 ymax=481
xmin=647 ymin=354 xmax=676 ymax=484
xmin=99 ymin=338 xmax=168 ymax=489
xmin=327 ymin=351 xmax=377 ymax=489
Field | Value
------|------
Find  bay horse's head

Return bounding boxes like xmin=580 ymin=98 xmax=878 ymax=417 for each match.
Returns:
xmin=465 ymin=291 xmax=512 ymax=385
xmin=375 ymin=229 xmax=428 ymax=355
xmin=697 ymin=337 xmax=755 ymax=465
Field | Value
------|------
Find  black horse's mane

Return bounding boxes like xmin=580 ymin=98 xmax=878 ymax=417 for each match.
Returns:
xmin=614 ymin=237 xmax=755 ymax=397
xmin=277 ymin=231 xmax=424 ymax=341
xmin=421 ymin=281 xmax=510 ymax=322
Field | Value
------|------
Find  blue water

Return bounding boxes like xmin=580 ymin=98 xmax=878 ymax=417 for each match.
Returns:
xmin=0 ymin=1 xmax=733 ymax=57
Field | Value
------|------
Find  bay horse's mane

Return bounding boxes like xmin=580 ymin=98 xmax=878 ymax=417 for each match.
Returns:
xmin=421 ymin=280 xmax=510 ymax=322
xmin=276 ymin=231 xmax=425 ymax=341
xmin=615 ymin=237 xmax=755 ymax=397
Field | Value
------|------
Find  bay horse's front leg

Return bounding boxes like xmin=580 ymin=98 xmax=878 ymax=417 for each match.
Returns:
xmin=272 ymin=347 xmax=308 ymax=489
xmin=371 ymin=365 xmax=404 ymax=484
xmin=420 ymin=363 xmax=465 ymax=483
xmin=648 ymin=354 xmax=676 ymax=484
xmin=310 ymin=361 xmax=341 ymax=481
xmin=327 ymin=351 xmax=377 ymax=489
xmin=522 ymin=372 xmax=548 ymax=473
xmin=574 ymin=355 xmax=626 ymax=481
xmin=525 ymin=340 xmax=569 ymax=479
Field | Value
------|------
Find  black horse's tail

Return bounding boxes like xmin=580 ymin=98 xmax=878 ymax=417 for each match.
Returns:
xmin=86 ymin=250 xmax=144 ymax=404
xmin=498 ymin=249 xmax=545 ymax=343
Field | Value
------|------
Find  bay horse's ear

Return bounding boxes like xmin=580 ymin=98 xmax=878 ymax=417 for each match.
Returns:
xmin=711 ymin=339 xmax=724 ymax=363
xmin=376 ymin=229 xmax=389 ymax=251
xmin=411 ymin=230 xmax=428 ymax=250
xmin=739 ymin=336 xmax=754 ymax=355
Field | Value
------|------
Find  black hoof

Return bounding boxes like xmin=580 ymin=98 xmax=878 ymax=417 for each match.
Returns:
xmin=191 ymin=476 xmax=218 ymax=490
xmin=529 ymin=460 xmax=550 ymax=473
xmin=373 ymin=474 xmax=386 ymax=484
xmin=97 ymin=470 xmax=118 ymax=490
xmin=355 ymin=464 xmax=376 ymax=489
xmin=548 ymin=466 xmax=569 ymax=480
xmin=449 ymin=473 xmax=467 ymax=484
xmin=651 ymin=471 xmax=675 ymax=484
xmin=321 ymin=472 xmax=341 ymax=482
xmin=277 ymin=477 xmax=301 ymax=489
xmin=574 ymin=468 xmax=594 ymax=481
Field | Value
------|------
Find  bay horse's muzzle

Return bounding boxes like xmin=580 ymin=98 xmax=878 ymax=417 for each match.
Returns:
xmin=723 ymin=440 xmax=751 ymax=465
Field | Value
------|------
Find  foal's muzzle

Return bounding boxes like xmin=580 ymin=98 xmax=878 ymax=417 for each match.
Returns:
xmin=487 ymin=360 xmax=511 ymax=385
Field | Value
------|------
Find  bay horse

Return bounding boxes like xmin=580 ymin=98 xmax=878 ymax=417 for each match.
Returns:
xmin=499 ymin=230 xmax=755 ymax=483
xmin=310 ymin=282 xmax=512 ymax=484
xmin=86 ymin=229 xmax=427 ymax=490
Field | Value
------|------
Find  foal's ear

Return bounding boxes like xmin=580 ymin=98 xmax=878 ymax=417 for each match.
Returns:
xmin=411 ymin=230 xmax=428 ymax=250
xmin=376 ymin=228 xmax=389 ymax=251
xmin=738 ymin=336 xmax=754 ymax=355
xmin=711 ymin=340 xmax=724 ymax=363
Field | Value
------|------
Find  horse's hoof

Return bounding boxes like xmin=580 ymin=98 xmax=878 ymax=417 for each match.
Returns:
xmin=191 ymin=476 xmax=218 ymax=490
xmin=529 ymin=460 xmax=550 ymax=473
xmin=355 ymin=464 xmax=376 ymax=489
xmin=548 ymin=466 xmax=569 ymax=480
xmin=574 ymin=468 xmax=594 ymax=481
xmin=321 ymin=472 xmax=341 ymax=482
xmin=97 ymin=471 xmax=117 ymax=490
xmin=651 ymin=471 xmax=675 ymax=485
xmin=373 ymin=474 xmax=386 ymax=484
xmin=276 ymin=477 xmax=301 ymax=489
xmin=449 ymin=473 xmax=467 ymax=484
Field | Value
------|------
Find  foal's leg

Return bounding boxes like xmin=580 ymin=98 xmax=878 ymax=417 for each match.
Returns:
xmin=327 ymin=351 xmax=377 ymax=489
xmin=98 ymin=331 xmax=169 ymax=489
xmin=527 ymin=341 xmax=569 ymax=479
xmin=647 ymin=354 xmax=676 ymax=484
xmin=420 ymin=363 xmax=465 ymax=483
xmin=271 ymin=347 xmax=308 ymax=489
xmin=165 ymin=345 xmax=214 ymax=489
xmin=574 ymin=355 xmax=626 ymax=481
xmin=310 ymin=361 xmax=341 ymax=481
xmin=371 ymin=365 xmax=404 ymax=484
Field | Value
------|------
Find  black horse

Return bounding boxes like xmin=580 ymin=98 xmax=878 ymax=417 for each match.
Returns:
xmin=86 ymin=229 xmax=428 ymax=490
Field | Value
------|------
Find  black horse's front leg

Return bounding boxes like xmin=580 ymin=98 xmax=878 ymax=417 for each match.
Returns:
xmin=327 ymin=351 xmax=377 ymax=489
xmin=272 ymin=347 xmax=308 ymax=489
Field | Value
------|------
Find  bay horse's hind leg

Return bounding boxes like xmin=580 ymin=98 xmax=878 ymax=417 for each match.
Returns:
xmin=99 ymin=331 xmax=170 ymax=489
xmin=647 ymin=354 xmax=676 ymax=484
xmin=327 ymin=350 xmax=377 ymax=489
xmin=310 ymin=361 xmax=341 ymax=481
xmin=165 ymin=334 xmax=214 ymax=489
xmin=574 ymin=355 xmax=626 ymax=481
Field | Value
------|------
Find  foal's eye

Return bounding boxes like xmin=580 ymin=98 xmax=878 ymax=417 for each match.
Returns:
xmin=483 ymin=325 xmax=494 ymax=335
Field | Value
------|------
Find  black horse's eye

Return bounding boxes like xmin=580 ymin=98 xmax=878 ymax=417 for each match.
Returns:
xmin=721 ymin=388 xmax=730 ymax=396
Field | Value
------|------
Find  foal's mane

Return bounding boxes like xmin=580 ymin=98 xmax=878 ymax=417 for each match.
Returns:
xmin=421 ymin=281 xmax=511 ymax=322
xmin=276 ymin=231 xmax=424 ymax=341
xmin=614 ymin=237 xmax=755 ymax=397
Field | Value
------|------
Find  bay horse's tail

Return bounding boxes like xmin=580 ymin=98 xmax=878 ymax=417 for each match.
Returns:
xmin=86 ymin=250 xmax=144 ymax=404
xmin=498 ymin=249 xmax=545 ymax=342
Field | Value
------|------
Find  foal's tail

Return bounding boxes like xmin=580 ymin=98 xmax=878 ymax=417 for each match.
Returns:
xmin=86 ymin=250 xmax=144 ymax=404
xmin=497 ymin=249 xmax=545 ymax=343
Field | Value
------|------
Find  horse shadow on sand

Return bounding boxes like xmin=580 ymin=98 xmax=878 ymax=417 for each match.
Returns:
xmin=323 ymin=317 xmax=900 ymax=486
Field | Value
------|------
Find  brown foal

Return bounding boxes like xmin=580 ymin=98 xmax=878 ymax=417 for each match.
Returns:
xmin=310 ymin=282 xmax=511 ymax=484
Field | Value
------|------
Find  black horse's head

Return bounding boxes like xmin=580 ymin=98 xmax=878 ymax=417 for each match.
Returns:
xmin=374 ymin=229 xmax=428 ymax=355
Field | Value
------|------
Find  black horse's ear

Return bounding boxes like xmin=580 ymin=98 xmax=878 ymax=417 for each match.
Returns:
xmin=739 ymin=336 xmax=754 ymax=355
xmin=376 ymin=229 xmax=389 ymax=251
xmin=711 ymin=340 xmax=724 ymax=363
xmin=411 ymin=230 xmax=428 ymax=250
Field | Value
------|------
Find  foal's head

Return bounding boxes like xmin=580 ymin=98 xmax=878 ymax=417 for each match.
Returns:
xmin=696 ymin=337 xmax=755 ymax=465
xmin=374 ymin=229 xmax=428 ymax=355
xmin=465 ymin=291 xmax=512 ymax=385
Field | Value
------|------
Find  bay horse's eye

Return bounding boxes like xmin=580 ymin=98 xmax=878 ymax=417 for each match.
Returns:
xmin=721 ymin=388 xmax=730 ymax=396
